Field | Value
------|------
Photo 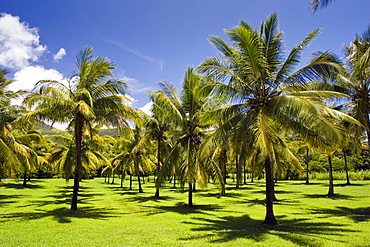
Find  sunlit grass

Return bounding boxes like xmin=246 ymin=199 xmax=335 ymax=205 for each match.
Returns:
xmin=1 ymin=177 xmax=370 ymax=246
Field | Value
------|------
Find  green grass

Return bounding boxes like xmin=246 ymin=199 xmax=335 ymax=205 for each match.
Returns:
xmin=1 ymin=177 xmax=370 ymax=246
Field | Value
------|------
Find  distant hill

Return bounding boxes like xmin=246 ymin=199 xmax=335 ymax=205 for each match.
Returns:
xmin=97 ymin=128 xmax=120 ymax=137
xmin=35 ymin=121 xmax=57 ymax=135
xmin=35 ymin=121 xmax=121 ymax=137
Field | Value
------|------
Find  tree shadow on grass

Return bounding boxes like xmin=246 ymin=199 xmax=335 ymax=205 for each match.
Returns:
xmin=0 ymin=182 xmax=44 ymax=189
xmin=180 ymin=214 xmax=356 ymax=246
xmin=0 ymin=194 xmax=22 ymax=204
xmin=0 ymin=206 xmax=117 ymax=224
xmin=143 ymin=202 xmax=223 ymax=216
xmin=335 ymin=183 xmax=367 ymax=187
xmin=124 ymin=194 xmax=176 ymax=203
xmin=310 ymin=206 xmax=370 ymax=223
xmin=303 ymin=193 xmax=357 ymax=200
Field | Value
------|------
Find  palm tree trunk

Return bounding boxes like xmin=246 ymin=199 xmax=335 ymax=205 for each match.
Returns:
xmin=305 ymin=149 xmax=310 ymax=184
xmin=138 ymin=175 xmax=144 ymax=193
xmin=243 ymin=161 xmax=247 ymax=185
xmin=120 ymin=166 xmax=124 ymax=188
xmin=129 ymin=174 xmax=133 ymax=190
xmin=263 ymin=156 xmax=278 ymax=225
xmin=236 ymin=156 xmax=241 ymax=189
xmin=188 ymin=182 xmax=193 ymax=207
xmin=221 ymin=149 xmax=227 ymax=185
xmin=71 ymin=116 xmax=83 ymax=211
xmin=22 ymin=171 xmax=27 ymax=187
xmin=327 ymin=154 xmax=334 ymax=197
xmin=343 ymin=149 xmax=351 ymax=185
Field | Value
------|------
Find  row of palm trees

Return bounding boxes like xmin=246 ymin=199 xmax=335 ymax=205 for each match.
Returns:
xmin=1 ymin=13 xmax=369 ymax=225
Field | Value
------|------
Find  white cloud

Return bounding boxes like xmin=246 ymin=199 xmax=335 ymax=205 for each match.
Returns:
xmin=140 ymin=101 xmax=153 ymax=116
xmin=0 ymin=13 xmax=47 ymax=69
xmin=123 ymin=94 xmax=136 ymax=107
xmin=11 ymin=65 xmax=64 ymax=91
xmin=53 ymin=48 xmax=66 ymax=62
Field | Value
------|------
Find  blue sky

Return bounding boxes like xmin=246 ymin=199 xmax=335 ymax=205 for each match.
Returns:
xmin=0 ymin=0 xmax=369 ymax=112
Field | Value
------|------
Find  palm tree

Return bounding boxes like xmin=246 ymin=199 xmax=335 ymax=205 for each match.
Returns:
xmin=153 ymin=67 xmax=221 ymax=207
xmin=48 ymin=129 xmax=110 ymax=181
xmin=198 ymin=12 xmax=356 ymax=224
xmin=0 ymin=69 xmax=30 ymax=181
xmin=337 ymin=26 xmax=370 ymax=151
xmin=112 ymin=115 xmax=156 ymax=193
xmin=24 ymin=46 xmax=137 ymax=211
xmin=310 ymin=0 xmax=336 ymax=14
xmin=144 ymin=116 xmax=170 ymax=198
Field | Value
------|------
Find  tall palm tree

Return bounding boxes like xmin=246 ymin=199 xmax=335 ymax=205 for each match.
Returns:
xmin=337 ymin=26 xmax=370 ymax=151
xmin=24 ymin=46 xmax=137 ymax=211
xmin=153 ymin=67 xmax=221 ymax=207
xmin=198 ymin=12 xmax=356 ymax=224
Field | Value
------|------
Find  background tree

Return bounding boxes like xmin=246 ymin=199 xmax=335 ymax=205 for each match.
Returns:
xmin=24 ymin=46 xmax=137 ymax=211
xmin=153 ymin=67 xmax=220 ymax=207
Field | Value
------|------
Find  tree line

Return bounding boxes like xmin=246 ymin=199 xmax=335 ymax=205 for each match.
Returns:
xmin=0 ymin=13 xmax=369 ymax=225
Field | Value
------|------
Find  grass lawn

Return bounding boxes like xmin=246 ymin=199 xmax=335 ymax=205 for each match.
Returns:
xmin=1 ymin=177 xmax=370 ymax=246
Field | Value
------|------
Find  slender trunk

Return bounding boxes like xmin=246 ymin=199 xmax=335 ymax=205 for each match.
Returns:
xmin=188 ymin=182 xmax=193 ymax=207
xmin=236 ymin=156 xmax=241 ymax=189
xmin=343 ymin=149 xmax=351 ymax=185
xmin=138 ymin=175 xmax=144 ymax=193
xmin=22 ymin=171 xmax=27 ymax=187
xmin=327 ymin=154 xmax=334 ymax=197
xmin=111 ymin=173 xmax=115 ymax=184
xmin=129 ymin=174 xmax=133 ymax=190
xmin=305 ymin=149 xmax=310 ymax=184
xmin=120 ymin=166 xmax=124 ymax=188
xmin=222 ymin=150 xmax=227 ymax=185
xmin=173 ymin=174 xmax=176 ymax=188
xmin=263 ymin=156 xmax=278 ymax=225
xmin=192 ymin=181 xmax=196 ymax=191
xmin=243 ymin=160 xmax=247 ymax=185
xmin=71 ymin=116 xmax=83 ymax=211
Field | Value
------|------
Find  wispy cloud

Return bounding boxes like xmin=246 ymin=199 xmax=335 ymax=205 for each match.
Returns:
xmin=53 ymin=48 xmax=66 ymax=61
xmin=102 ymin=38 xmax=163 ymax=70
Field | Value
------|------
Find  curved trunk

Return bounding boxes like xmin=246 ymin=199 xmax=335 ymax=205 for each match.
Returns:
xmin=327 ymin=154 xmax=334 ymax=197
xmin=263 ymin=156 xmax=278 ymax=225
xmin=71 ymin=116 xmax=83 ymax=211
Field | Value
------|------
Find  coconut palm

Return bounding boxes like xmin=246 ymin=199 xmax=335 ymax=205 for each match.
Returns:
xmin=336 ymin=26 xmax=370 ymax=150
xmin=152 ymin=67 xmax=222 ymax=207
xmin=144 ymin=116 xmax=171 ymax=198
xmin=310 ymin=0 xmax=336 ymax=14
xmin=112 ymin=113 xmax=156 ymax=193
xmin=24 ymin=46 xmax=137 ymax=211
xmin=0 ymin=69 xmax=30 ymax=180
xmin=198 ymin=12 xmax=357 ymax=224
xmin=48 ymin=129 xmax=110 ymax=181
